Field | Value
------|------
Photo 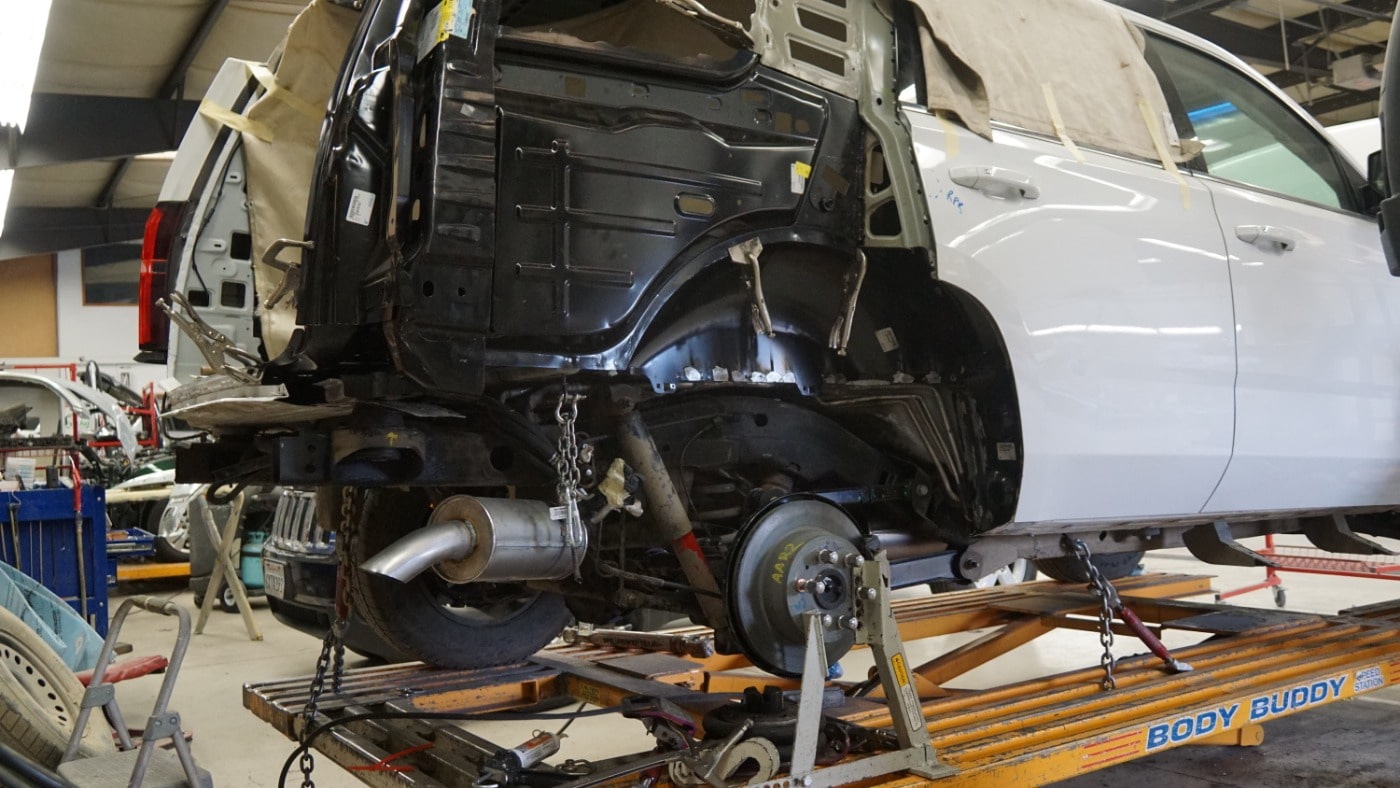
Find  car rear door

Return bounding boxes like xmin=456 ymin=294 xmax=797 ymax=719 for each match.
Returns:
xmin=1145 ymin=33 xmax=1400 ymax=513
xmin=901 ymin=103 xmax=1237 ymax=524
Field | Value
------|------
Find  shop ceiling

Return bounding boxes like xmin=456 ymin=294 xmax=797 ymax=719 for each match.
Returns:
xmin=0 ymin=0 xmax=1392 ymax=259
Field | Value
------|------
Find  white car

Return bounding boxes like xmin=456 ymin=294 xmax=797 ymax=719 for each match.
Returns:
xmin=152 ymin=0 xmax=1399 ymax=676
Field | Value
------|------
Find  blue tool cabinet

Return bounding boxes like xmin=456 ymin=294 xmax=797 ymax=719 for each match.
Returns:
xmin=1 ymin=487 xmax=108 ymax=636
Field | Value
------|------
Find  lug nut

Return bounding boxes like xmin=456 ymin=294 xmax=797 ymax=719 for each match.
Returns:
xmin=844 ymin=554 xmax=865 ymax=568
xmin=795 ymin=577 xmax=828 ymax=594
xmin=859 ymin=586 xmax=878 ymax=600
xmin=817 ymin=548 xmax=840 ymax=564
xmin=839 ymin=616 xmax=860 ymax=630
xmin=819 ymin=614 xmax=833 ymax=628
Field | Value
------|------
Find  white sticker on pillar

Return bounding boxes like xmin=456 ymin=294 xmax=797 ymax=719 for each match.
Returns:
xmin=346 ymin=189 xmax=376 ymax=226
xmin=791 ymin=161 xmax=812 ymax=195
xmin=875 ymin=327 xmax=900 ymax=353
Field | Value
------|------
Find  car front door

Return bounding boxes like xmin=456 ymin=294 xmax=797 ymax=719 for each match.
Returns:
xmin=1146 ymin=33 xmax=1400 ymax=513
xmin=901 ymin=103 xmax=1237 ymax=524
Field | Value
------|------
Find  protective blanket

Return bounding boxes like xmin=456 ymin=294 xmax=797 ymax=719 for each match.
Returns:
xmin=907 ymin=0 xmax=1200 ymax=163
xmin=241 ymin=0 xmax=360 ymax=359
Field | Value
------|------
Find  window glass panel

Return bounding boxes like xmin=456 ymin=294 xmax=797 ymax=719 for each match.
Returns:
xmin=1147 ymin=36 xmax=1351 ymax=210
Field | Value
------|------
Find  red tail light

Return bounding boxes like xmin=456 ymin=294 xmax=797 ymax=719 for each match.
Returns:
xmin=138 ymin=201 xmax=185 ymax=356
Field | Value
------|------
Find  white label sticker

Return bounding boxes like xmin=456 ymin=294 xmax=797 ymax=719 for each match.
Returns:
xmin=346 ymin=189 xmax=376 ymax=226
xmin=875 ymin=327 xmax=899 ymax=352
xmin=417 ymin=3 xmax=444 ymax=63
xmin=790 ymin=161 xmax=811 ymax=195
xmin=996 ymin=442 xmax=1017 ymax=461
xmin=549 ymin=505 xmax=568 ymax=521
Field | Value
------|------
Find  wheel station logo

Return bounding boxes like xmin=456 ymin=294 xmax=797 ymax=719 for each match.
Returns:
xmin=1144 ymin=669 xmax=1375 ymax=751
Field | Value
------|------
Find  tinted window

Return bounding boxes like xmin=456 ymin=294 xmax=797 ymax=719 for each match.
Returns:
xmin=1147 ymin=36 xmax=1352 ymax=210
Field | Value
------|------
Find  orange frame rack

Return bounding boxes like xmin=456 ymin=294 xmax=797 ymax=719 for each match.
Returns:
xmin=245 ymin=574 xmax=1400 ymax=787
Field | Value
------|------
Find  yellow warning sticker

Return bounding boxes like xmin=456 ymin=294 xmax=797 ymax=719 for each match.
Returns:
xmin=892 ymin=653 xmax=910 ymax=687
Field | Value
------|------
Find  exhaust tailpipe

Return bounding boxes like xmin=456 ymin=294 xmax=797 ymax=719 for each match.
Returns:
xmin=361 ymin=495 xmax=585 ymax=584
xmin=359 ymin=520 xmax=478 ymax=582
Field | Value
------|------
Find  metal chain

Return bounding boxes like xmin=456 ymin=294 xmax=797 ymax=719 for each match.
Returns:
xmin=1064 ymin=536 xmax=1119 ymax=691
xmin=553 ymin=389 xmax=586 ymax=577
xmin=297 ymin=487 xmax=358 ymax=787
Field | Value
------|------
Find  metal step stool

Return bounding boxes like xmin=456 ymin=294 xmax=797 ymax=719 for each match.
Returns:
xmin=57 ymin=596 xmax=211 ymax=787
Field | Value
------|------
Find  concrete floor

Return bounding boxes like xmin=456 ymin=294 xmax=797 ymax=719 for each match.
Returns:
xmin=103 ymin=534 xmax=1400 ymax=787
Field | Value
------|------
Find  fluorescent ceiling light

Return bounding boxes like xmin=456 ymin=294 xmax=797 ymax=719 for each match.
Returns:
xmin=0 ymin=0 xmax=54 ymax=244
xmin=0 ymin=0 xmax=55 ymax=131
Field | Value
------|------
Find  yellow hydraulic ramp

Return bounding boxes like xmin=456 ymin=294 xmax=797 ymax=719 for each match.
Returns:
xmin=244 ymin=575 xmax=1400 ymax=787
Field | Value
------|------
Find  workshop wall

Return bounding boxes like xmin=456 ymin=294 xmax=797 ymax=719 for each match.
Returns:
xmin=3 ymin=248 xmax=164 ymax=392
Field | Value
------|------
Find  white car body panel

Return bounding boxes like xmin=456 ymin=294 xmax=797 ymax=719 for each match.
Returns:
xmin=903 ymin=109 xmax=1237 ymax=524
xmin=157 ymin=59 xmax=257 ymax=203
xmin=1201 ymin=180 xmax=1400 ymax=511
xmin=904 ymin=14 xmax=1400 ymax=528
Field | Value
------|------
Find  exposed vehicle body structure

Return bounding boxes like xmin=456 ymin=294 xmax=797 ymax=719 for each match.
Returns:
xmin=157 ymin=0 xmax=1400 ymax=673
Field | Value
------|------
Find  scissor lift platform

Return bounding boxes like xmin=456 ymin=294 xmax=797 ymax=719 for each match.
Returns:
xmin=244 ymin=574 xmax=1400 ymax=787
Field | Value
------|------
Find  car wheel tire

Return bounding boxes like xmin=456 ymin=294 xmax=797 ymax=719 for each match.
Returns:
xmin=0 ymin=607 xmax=114 ymax=766
xmin=218 ymin=584 xmax=238 ymax=613
xmin=151 ymin=500 xmax=191 ymax=563
xmin=1035 ymin=551 xmax=1144 ymax=583
xmin=929 ymin=559 xmax=1038 ymax=594
xmin=345 ymin=487 xmax=572 ymax=669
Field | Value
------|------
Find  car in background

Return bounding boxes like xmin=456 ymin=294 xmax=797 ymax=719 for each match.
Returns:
xmin=260 ymin=490 xmax=406 ymax=662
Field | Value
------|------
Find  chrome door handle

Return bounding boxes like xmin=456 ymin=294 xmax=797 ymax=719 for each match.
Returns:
xmin=949 ymin=165 xmax=1040 ymax=200
xmin=1234 ymin=224 xmax=1298 ymax=252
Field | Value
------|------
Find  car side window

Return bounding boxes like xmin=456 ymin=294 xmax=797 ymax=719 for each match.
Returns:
xmin=1145 ymin=35 xmax=1354 ymax=211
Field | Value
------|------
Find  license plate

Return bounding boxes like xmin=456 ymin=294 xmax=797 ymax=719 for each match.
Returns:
xmin=263 ymin=559 xmax=287 ymax=599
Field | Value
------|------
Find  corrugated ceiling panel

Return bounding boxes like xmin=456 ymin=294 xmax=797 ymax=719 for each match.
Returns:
xmin=113 ymin=158 xmax=175 ymax=208
xmin=183 ymin=0 xmax=307 ymax=97
xmin=1214 ymin=0 xmax=1327 ymax=29
xmin=10 ymin=161 xmax=121 ymax=207
xmin=35 ymin=0 xmax=207 ymax=96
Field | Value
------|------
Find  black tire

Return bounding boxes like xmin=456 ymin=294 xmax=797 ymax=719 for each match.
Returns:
xmin=1035 ymin=550 xmax=1144 ymax=583
xmin=0 ymin=608 xmax=114 ymax=766
xmin=345 ymin=487 xmax=573 ymax=669
xmin=149 ymin=500 xmax=190 ymax=563
xmin=218 ymin=584 xmax=238 ymax=613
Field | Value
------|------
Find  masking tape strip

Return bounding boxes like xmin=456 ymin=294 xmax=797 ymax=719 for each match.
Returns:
xmin=1138 ymin=97 xmax=1190 ymax=210
xmin=198 ymin=99 xmax=273 ymax=142
xmin=247 ymin=62 xmax=323 ymax=123
xmin=937 ymin=114 xmax=960 ymax=159
xmin=1042 ymin=83 xmax=1086 ymax=164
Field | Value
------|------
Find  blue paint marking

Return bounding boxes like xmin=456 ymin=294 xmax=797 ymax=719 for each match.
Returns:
xmin=1187 ymin=101 xmax=1237 ymax=123
xmin=944 ymin=189 xmax=965 ymax=214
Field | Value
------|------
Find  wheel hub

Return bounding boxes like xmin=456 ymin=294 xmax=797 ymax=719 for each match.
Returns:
xmin=727 ymin=497 xmax=864 ymax=677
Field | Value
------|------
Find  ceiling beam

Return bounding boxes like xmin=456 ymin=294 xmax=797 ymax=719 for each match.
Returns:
xmin=1299 ymin=85 xmax=1381 ymax=117
xmin=0 ymin=207 xmax=149 ymax=260
xmin=1112 ymin=0 xmax=1337 ymax=79
xmin=0 ymin=94 xmax=198 ymax=169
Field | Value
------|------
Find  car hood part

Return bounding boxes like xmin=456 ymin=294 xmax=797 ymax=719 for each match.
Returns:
xmin=0 ymin=372 xmax=139 ymax=461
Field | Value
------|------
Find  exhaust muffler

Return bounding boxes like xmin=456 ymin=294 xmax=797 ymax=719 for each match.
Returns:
xmin=361 ymin=495 xmax=585 ymax=584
